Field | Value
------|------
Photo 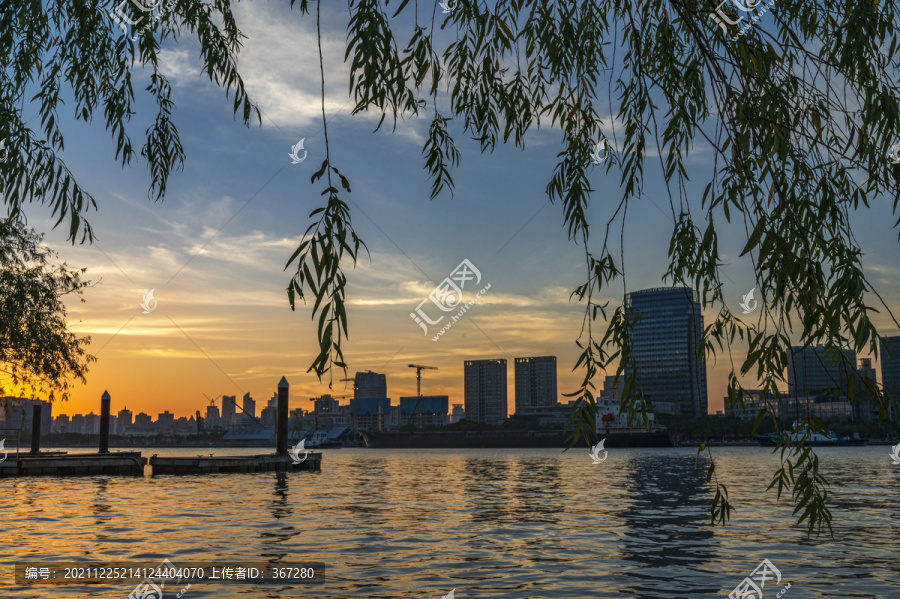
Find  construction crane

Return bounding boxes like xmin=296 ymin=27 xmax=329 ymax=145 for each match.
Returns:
xmin=408 ymin=364 xmax=438 ymax=428
xmin=202 ymin=393 xmax=223 ymax=408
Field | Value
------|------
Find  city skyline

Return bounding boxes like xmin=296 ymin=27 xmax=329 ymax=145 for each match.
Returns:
xmin=10 ymin=0 xmax=899 ymax=422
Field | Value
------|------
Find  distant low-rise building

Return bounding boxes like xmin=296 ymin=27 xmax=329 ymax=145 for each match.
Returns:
xmin=53 ymin=413 xmax=70 ymax=433
xmin=350 ymin=397 xmax=391 ymax=430
xmin=84 ymin=412 xmax=100 ymax=435
xmin=260 ymin=406 xmax=277 ymax=427
xmin=723 ymin=389 xmax=783 ymax=421
xmin=399 ymin=396 xmax=449 ymax=427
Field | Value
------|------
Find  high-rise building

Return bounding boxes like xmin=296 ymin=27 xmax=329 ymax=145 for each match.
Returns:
xmin=399 ymin=396 xmax=449 ymax=427
xmin=624 ymin=287 xmax=708 ymax=417
xmin=242 ymin=393 xmax=255 ymax=419
xmin=205 ymin=404 xmax=221 ymax=428
xmin=117 ymin=407 xmax=133 ymax=434
xmin=221 ymin=395 xmax=236 ymax=425
xmin=450 ymin=404 xmax=465 ymax=424
xmin=514 ymin=356 xmax=557 ymax=412
xmin=464 ymin=359 xmax=507 ymax=425
xmin=157 ymin=411 xmax=175 ymax=430
xmin=787 ymin=344 xmax=856 ymax=401
xmin=134 ymin=413 xmax=152 ymax=427
xmin=881 ymin=336 xmax=900 ymax=415
xmin=355 ymin=371 xmax=387 ymax=399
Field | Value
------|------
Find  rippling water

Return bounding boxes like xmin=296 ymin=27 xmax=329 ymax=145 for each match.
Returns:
xmin=1 ymin=446 xmax=899 ymax=598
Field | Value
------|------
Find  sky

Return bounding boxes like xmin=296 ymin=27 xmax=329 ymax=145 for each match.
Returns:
xmin=12 ymin=1 xmax=900 ymax=420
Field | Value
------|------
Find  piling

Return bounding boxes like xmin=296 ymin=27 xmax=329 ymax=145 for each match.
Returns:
xmin=99 ymin=390 xmax=111 ymax=454
xmin=276 ymin=376 xmax=289 ymax=455
xmin=30 ymin=403 xmax=42 ymax=454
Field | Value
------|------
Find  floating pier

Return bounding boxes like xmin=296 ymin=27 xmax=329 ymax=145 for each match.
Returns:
xmin=0 ymin=391 xmax=146 ymax=478
xmin=0 ymin=451 xmax=146 ymax=478
xmin=147 ymin=452 xmax=321 ymax=475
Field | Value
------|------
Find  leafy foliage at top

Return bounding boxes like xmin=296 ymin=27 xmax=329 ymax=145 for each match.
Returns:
xmin=0 ymin=0 xmax=260 ymax=241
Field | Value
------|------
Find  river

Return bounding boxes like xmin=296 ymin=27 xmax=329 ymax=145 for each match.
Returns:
xmin=1 ymin=446 xmax=898 ymax=598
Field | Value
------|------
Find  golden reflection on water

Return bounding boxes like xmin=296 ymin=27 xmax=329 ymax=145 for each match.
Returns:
xmin=1 ymin=446 xmax=899 ymax=597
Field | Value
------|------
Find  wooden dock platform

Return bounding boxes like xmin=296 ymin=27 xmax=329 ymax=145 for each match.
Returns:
xmin=0 ymin=452 xmax=147 ymax=478
xmin=147 ymin=452 xmax=322 ymax=475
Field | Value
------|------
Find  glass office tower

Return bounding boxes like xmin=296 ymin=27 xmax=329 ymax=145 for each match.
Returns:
xmin=624 ymin=287 xmax=708 ymax=417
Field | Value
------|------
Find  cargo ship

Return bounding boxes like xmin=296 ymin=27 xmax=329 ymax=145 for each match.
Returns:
xmin=358 ymin=427 xmax=675 ymax=449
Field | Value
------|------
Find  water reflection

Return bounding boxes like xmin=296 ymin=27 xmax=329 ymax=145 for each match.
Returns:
xmin=463 ymin=456 xmax=512 ymax=523
xmin=619 ymin=455 xmax=717 ymax=597
xmin=510 ymin=455 xmax=563 ymax=524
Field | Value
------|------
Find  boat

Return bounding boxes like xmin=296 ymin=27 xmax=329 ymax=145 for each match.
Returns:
xmin=303 ymin=430 xmax=342 ymax=449
xmin=358 ymin=427 xmax=674 ymax=449
xmin=757 ymin=422 xmax=868 ymax=447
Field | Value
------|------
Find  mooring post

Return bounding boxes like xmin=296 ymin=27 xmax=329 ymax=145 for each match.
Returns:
xmin=276 ymin=376 xmax=289 ymax=455
xmin=30 ymin=403 xmax=42 ymax=454
xmin=99 ymin=390 xmax=111 ymax=454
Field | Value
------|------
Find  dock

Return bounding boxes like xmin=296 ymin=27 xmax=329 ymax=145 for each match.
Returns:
xmin=148 ymin=452 xmax=321 ymax=475
xmin=0 ymin=376 xmax=319 ymax=478
xmin=0 ymin=451 xmax=146 ymax=478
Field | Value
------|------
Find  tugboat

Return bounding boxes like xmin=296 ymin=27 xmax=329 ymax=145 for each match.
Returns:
xmin=757 ymin=421 xmax=868 ymax=447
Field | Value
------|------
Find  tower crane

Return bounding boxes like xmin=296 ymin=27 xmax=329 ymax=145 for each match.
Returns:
xmin=408 ymin=364 xmax=438 ymax=428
